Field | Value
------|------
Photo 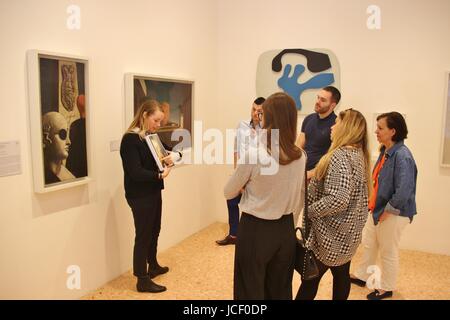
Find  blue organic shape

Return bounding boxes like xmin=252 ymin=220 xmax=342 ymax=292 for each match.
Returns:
xmin=277 ymin=64 xmax=335 ymax=110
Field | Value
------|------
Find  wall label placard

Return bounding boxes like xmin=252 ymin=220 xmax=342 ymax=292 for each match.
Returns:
xmin=0 ymin=141 xmax=21 ymax=177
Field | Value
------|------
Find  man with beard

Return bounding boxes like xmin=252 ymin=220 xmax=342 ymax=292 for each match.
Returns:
xmin=296 ymin=86 xmax=341 ymax=179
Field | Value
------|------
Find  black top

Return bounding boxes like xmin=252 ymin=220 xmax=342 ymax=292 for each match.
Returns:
xmin=44 ymin=167 xmax=60 ymax=185
xmin=120 ymin=132 xmax=165 ymax=199
xmin=301 ymin=112 xmax=337 ymax=171
xmin=66 ymin=118 xmax=88 ymax=178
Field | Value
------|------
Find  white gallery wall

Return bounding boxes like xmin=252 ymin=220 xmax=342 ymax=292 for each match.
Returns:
xmin=0 ymin=0 xmax=449 ymax=300
xmin=0 ymin=0 xmax=221 ymax=299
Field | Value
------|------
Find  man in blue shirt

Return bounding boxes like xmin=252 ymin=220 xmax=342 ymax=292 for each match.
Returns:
xmin=296 ymin=86 xmax=341 ymax=179
xmin=216 ymin=97 xmax=265 ymax=246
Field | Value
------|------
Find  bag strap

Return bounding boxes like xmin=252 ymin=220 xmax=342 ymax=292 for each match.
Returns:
xmin=296 ymin=150 xmax=310 ymax=244
xmin=303 ymin=155 xmax=311 ymax=240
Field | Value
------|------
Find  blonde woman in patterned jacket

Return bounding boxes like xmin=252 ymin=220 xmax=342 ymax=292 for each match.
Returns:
xmin=295 ymin=109 xmax=371 ymax=300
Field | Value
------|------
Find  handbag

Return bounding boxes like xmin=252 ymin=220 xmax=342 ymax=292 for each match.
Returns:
xmin=294 ymin=160 xmax=320 ymax=281
xmin=295 ymin=227 xmax=319 ymax=281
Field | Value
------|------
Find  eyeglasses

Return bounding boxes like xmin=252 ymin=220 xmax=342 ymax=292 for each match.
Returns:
xmin=56 ymin=129 xmax=68 ymax=140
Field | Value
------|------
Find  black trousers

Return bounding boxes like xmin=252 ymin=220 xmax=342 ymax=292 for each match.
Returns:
xmin=234 ymin=213 xmax=296 ymax=300
xmin=126 ymin=193 xmax=162 ymax=278
xmin=295 ymin=258 xmax=351 ymax=300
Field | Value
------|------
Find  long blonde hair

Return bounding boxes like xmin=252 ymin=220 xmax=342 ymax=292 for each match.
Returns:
xmin=315 ymin=108 xmax=372 ymax=196
xmin=126 ymin=100 xmax=162 ymax=138
xmin=262 ymin=92 xmax=302 ymax=165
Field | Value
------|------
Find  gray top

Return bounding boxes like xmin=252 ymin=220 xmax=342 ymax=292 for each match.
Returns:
xmin=224 ymin=146 xmax=306 ymax=223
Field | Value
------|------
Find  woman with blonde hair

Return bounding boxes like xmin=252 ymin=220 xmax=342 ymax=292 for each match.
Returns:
xmin=120 ymin=99 xmax=180 ymax=293
xmin=224 ymin=92 xmax=306 ymax=300
xmin=295 ymin=108 xmax=371 ymax=300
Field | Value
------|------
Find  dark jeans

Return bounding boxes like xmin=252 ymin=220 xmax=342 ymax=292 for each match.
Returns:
xmin=234 ymin=213 xmax=296 ymax=300
xmin=126 ymin=193 xmax=162 ymax=278
xmin=295 ymin=258 xmax=351 ymax=300
xmin=226 ymin=194 xmax=242 ymax=237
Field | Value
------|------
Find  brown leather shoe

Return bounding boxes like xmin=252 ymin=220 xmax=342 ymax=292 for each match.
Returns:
xmin=215 ymin=235 xmax=237 ymax=246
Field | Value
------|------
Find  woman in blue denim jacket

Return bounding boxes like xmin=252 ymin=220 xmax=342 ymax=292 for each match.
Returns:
xmin=351 ymin=112 xmax=417 ymax=300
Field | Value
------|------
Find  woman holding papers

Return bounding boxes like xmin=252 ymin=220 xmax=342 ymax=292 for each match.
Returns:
xmin=120 ymin=99 xmax=181 ymax=293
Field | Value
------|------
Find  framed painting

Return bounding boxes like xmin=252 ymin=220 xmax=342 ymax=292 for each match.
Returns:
xmin=145 ymin=134 xmax=169 ymax=172
xmin=441 ymin=72 xmax=450 ymax=167
xmin=27 ymin=50 xmax=91 ymax=193
xmin=124 ymin=73 xmax=193 ymax=151
xmin=256 ymin=48 xmax=340 ymax=114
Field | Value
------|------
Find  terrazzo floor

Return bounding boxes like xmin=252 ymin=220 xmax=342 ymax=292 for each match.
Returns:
xmin=83 ymin=222 xmax=450 ymax=300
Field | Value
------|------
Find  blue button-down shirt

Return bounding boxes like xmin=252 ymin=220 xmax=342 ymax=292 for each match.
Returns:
xmin=372 ymin=141 xmax=418 ymax=225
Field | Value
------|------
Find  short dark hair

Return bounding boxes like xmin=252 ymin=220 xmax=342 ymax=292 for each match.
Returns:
xmin=254 ymin=97 xmax=265 ymax=105
xmin=376 ymin=112 xmax=408 ymax=142
xmin=323 ymin=86 xmax=341 ymax=105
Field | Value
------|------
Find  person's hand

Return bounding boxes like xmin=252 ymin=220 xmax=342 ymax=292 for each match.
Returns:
xmin=161 ymin=166 xmax=172 ymax=179
xmin=162 ymin=155 xmax=174 ymax=167
xmin=307 ymin=169 xmax=315 ymax=180
xmin=378 ymin=211 xmax=391 ymax=223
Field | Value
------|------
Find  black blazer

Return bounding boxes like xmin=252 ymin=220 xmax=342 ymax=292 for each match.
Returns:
xmin=120 ymin=132 xmax=166 ymax=199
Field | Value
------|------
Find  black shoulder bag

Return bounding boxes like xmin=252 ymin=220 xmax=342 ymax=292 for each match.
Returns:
xmin=294 ymin=164 xmax=320 ymax=281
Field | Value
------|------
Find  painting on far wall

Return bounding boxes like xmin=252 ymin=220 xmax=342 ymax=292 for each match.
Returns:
xmin=27 ymin=50 xmax=90 ymax=193
xmin=441 ymin=72 xmax=450 ymax=167
xmin=256 ymin=48 xmax=340 ymax=115
xmin=125 ymin=74 xmax=193 ymax=150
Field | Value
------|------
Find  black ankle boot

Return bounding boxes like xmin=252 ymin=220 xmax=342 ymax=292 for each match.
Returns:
xmin=136 ymin=277 xmax=167 ymax=293
xmin=148 ymin=265 xmax=169 ymax=279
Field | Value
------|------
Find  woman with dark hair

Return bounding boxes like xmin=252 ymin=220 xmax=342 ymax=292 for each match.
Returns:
xmin=351 ymin=112 xmax=417 ymax=300
xmin=224 ymin=92 xmax=306 ymax=299
xmin=295 ymin=108 xmax=371 ymax=300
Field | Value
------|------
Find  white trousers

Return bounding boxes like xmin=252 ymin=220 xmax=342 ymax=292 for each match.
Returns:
xmin=354 ymin=214 xmax=410 ymax=291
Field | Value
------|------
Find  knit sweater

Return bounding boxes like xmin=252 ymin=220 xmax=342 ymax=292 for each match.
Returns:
xmin=224 ymin=146 xmax=306 ymax=223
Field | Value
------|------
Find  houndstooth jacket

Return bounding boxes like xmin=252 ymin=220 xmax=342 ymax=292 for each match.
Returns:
xmin=305 ymin=147 xmax=369 ymax=267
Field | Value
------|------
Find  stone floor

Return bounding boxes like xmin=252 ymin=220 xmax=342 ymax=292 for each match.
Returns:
xmin=82 ymin=222 xmax=450 ymax=300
